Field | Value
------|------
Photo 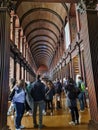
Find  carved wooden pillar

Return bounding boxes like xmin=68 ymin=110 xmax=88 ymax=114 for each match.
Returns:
xmin=20 ymin=35 xmax=23 ymax=54
xmin=27 ymin=69 xmax=29 ymax=81
xmin=14 ymin=55 xmax=17 ymax=80
xmin=15 ymin=27 xmax=20 ymax=48
xmin=20 ymin=61 xmax=22 ymax=79
xmin=68 ymin=52 xmax=73 ymax=78
xmin=23 ymin=66 xmax=25 ymax=80
xmin=24 ymin=42 xmax=27 ymax=58
xmin=24 ymin=67 xmax=26 ymax=81
xmin=81 ymin=51 xmax=87 ymax=86
xmin=21 ymin=63 xmax=24 ymax=79
xmin=75 ymin=3 xmax=81 ymax=32
xmin=15 ymin=59 xmax=20 ymax=81
xmin=26 ymin=68 xmax=28 ymax=81
xmin=0 ymin=8 xmax=10 ymax=130
xmin=10 ymin=14 xmax=16 ymax=42
xmin=22 ymin=37 xmax=24 ymax=56
xmin=23 ymin=65 xmax=25 ymax=80
xmin=76 ymin=41 xmax=83 ymax=77
xmin=10 ymin=15 xmax=13 ymax=41
xmin=80 ymin=10 xmax=98 ymax=130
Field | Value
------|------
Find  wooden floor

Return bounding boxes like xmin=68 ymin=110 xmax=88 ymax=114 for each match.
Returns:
xmin=7 ymin=97 xmax=91 ymax=130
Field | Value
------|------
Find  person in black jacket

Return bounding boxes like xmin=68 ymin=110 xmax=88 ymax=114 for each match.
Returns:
xmin=65 ymin=78 xmax=79 ymax=125
xmin=55 ymin=78 xmax=62 ymax=109
xmin=30 ymin=75 xmax=46 ymax=129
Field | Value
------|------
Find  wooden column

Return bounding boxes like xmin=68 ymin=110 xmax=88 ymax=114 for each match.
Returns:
xmin=10 ymin=15 xmax=16 ymax=42
xmin=15 ymin=27 xmax=21 ymax=50
xmin=75 ymin=4 xmax=81 ymax=32
xmin=14 ymin=55 xmax=17 ymax=80
xmin=20 ymin=61 xmax=22 ymax=79
xmin=77 ymin=42 xmax=83 ymax=78
xmin=23 ymin=64 xmax=25 ymax=80
xmin=80 ymin=10 xmax=98 ymax=130
xmin=25 ymin=67 xmax=27 ymax=81
xmin=81 ymin=51 xmax=87 ymax=86
xmin=0 ymin=8 xmax=10 ymax=130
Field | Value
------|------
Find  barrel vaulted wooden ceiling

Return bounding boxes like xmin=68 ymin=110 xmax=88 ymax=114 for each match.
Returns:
xmin=14 ymin=0 xmax=77 ymax=72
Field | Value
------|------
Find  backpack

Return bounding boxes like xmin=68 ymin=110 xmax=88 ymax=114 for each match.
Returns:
xmin=78 ymin=82 xmax=85 ymax=92
xmin=81 ymin=82 xmax=85 ymax=91
xmin=68 ymin=84 xmax=77 ymax=99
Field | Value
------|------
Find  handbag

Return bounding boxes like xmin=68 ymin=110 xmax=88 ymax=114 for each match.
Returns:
xmin=9 ymin=88 xmax=15 ymax=101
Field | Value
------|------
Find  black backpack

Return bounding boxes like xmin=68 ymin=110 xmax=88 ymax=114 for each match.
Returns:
xmin=68 ymin=84 xmax=77 ymax=99
xmin=9 ymin=88 xmax=15 ymax=101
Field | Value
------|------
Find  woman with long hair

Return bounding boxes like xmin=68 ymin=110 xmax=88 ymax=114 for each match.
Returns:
xmin=13 ymin=79 xmax=26 ymax=130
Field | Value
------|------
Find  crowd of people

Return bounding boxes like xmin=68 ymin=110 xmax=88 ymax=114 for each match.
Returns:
xmin=7 ymin=74 xmax=88 ymax=130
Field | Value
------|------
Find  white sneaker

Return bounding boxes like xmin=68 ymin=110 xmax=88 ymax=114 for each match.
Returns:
xmin=29 ymin=112 xmax=32 ymax=116
xmin=42 ymin=110 xmax=46 ymax=115
xmin=75 ymin=120 xmax=79 ymax=124
xmin=11 ymin=115 xmax=14 ymax=119
xmin=20 ymin=125 xmax=25 ymax=129
xmin=80 ymin=110 xmax=84 ymax=112
xmin=7 ymin=111 xmax=11 ymax=116
xmin=25 ymin=111 xmax=29 ymax=115
xmin=50 ymin=112 xmax=53 ymax=116
xmin=69 ymin=121 xmax=75 ymax=125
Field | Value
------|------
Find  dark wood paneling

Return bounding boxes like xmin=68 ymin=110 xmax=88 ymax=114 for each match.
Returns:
xmin=0 ymin=8 xmax=10 ymax=130
xmin=81 ymin=10 xmax=98 ymax=123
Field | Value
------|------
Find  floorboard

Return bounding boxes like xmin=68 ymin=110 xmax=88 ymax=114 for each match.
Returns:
xmin=7 ymin=97 xmax=90 ymax=130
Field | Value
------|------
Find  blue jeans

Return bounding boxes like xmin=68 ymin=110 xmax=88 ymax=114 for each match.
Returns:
xmin=78 ymin=92 xmax=85 ymax=110
xmin=33 ymin=100 xmax=45 ymax=127
xmin=14 ymin=102 xmax=25 ymax=129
